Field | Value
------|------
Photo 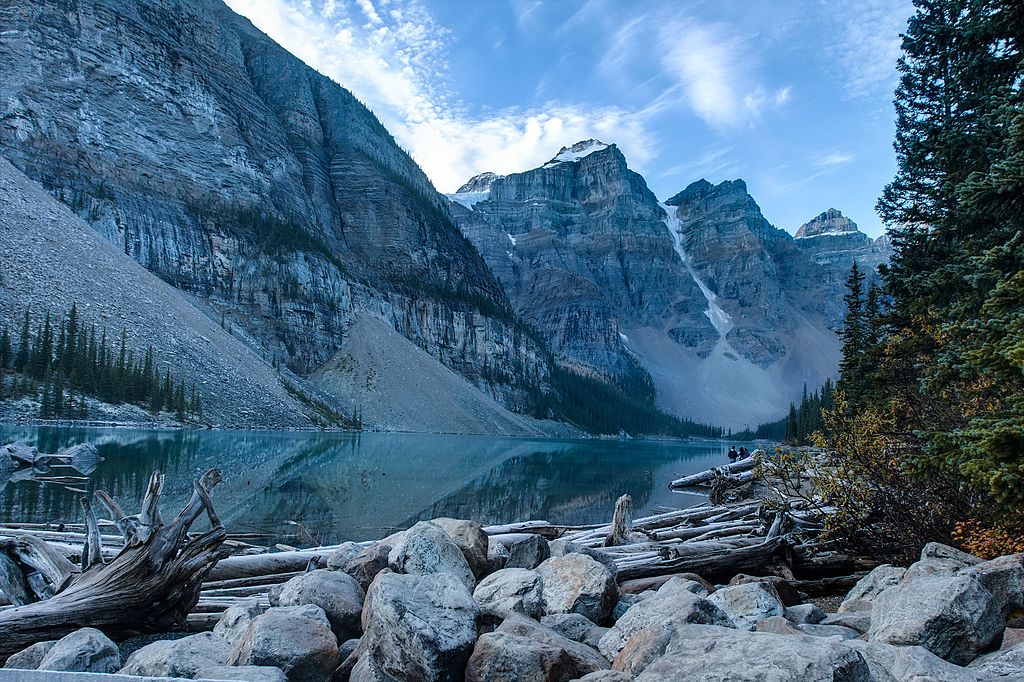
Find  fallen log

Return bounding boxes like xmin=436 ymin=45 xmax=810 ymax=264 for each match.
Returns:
xmin=670 ymin=454 xmax=759 ymax=489
xmin=0 ymin=468 xmax=230 ymax=659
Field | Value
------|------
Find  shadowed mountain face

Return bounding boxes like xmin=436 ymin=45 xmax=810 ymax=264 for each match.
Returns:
xmin=450 ymin=143 xmax=886 ymax=428
xmin=0 ymin=0 xmax=550 ymax=426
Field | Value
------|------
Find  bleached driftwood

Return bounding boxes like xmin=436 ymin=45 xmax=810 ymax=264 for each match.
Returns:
xmin=669 ymin=453 xmax=759 ymax=489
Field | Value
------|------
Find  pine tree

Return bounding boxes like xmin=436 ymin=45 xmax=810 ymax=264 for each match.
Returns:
xmin=0 ymin=325 xmax=10 ymax=370
xmin=837 ymin=263 xmax=867 ymax=403
xmin=15 ymin=310 xmax=30 ymax=372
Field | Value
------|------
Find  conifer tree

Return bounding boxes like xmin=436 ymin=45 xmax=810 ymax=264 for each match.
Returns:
xmin=837 ymin=263 xmax=867 ymax=403
xmin=0 ymin=325 xmax=10 ymax=370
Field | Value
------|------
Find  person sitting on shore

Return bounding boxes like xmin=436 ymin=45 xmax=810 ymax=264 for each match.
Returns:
xmin=739 ymin=447 xmax=750 ymax=460
xmin=728 ymin=446 xmax=738 ymax=462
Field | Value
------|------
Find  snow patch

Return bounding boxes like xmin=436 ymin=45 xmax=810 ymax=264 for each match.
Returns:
xmin=794 ymin=229 xmax=858 ymax=239
xmin=446 ymin=191 xmax=489 ymax=209
xmin=542 ymin=140 xmax=609 ymax=168
xmin=618 ymin=331 xmax=630 ymax=343
xmin=507 ymin=232 xmax=517 ymax=247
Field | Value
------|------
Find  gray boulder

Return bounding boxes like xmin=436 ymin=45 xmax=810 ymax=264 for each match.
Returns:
xmin=350 ymin=654 xmax=399 ymax=682
xmin=388 ymin=521 xmax=476 ymax=592
xmin=340 ymin=544 xmax=392 ymax=592
xmin=539 ymin=613 xmax=596 ymax=642
xmin=464 ymin=632 xmax=578 ymax=682
xmin=755 ymin=616 xmax=804 ymax=635
xmin=610 ymin=625 xmax=672 ymax=676
xmin=706 ymin=582 xmax=785 ymax=631
xmin=195 ymin=665 xmax=289 ymax=681
xmin=904 ymin=543 xmax=983 ymax=582
xmin=798 ymin=623 xmax=860 ymax=639
xmin=506 ymin=535 xmax=550 ymax=570
xmin=278 ymin=569 xmax=366 ymax=640
xmin=214 ymin=600 xmax=268 ymax=645
xmin=845 ymin=639 xmax=985 ymax=681
xmin=575 ymin=673 xmax=632 ymax=681
xmin=841 ymin=564 xmax=906 ymax=612
xmin=486 ymin=539 xmax=510 ymax=574
xmin=612 ymin=593 xmax=644 ymax=621
xmin=869 ymin=574 xmax=1003 ymax=664
xmin=822 ymin=611 xmax=872 ymax=634
xmin=431 ymin=517 xmax=490 ymax=578
xmin=634 ymin=624 xmax=871 ymax=681
xmin=548 ymin=540 xmax=617 ymax=577
xmin=4 ymin=641 xmax=56 ymax=670
xmin=361 ymin=571 xmax=479 ymax=682
xmin=958 ymin=554 xmax=1024 ymax=618
xmin=120 ymin=633 xmax=230 ymax=679
xmin=327 ymin=542 xmax=365 ymax=570
xmin=227 ymin=605 xmax=340 ymax=681
xmin=967 ymin=643 xmax=1024 ymax=678
xmin=473 ymin=568 xmax=543 ymax=620
xmin=536 ymin=553 xmax=618 ymax=623
xmin=784 ymin=603 xmax=826 ymax=624
xmin=497 ymin=614 xmax=610 ymax=676
xmin=38 ymin=628 xmax=120 ymax=674
xmin=598 ymin=578 xmax=732 ymax=659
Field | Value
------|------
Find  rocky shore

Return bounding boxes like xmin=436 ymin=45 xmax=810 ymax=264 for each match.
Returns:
xmin=3 ymin=516 xmax=1022 ymax=681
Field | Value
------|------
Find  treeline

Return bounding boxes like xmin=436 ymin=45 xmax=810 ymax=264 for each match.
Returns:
xmin=810 ymin=0 xmax=1024 ymax=560
xmin=0 ymin=304 xmax=202 ymax=421
xmin=735 ymin=378 xmax=836 ymax=444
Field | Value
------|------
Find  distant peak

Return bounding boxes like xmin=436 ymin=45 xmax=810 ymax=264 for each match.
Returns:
xmin=456 ymin=172 xmax=502 ymax=194
xmin=795 ymin=208 xmax=860 ymax=238
xmin=542 ymin=139 xmax=611 ymax=168
xmin=665 ymin=178 xmax=747 ymax=206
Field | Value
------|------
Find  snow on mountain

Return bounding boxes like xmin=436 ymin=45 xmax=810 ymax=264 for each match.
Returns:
xmin=542 ymin=139 xmax=610 ymax=168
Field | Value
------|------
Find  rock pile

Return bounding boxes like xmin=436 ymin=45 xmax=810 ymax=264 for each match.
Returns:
xmin=3 ymin=521 xmax=1023 ymax=681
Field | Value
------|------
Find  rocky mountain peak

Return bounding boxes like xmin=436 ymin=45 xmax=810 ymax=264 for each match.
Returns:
xmin=796 ymin=208 xmax=859 ymax=238
xmin=542 ymin=139 xmax=612 ymax=167
xmin=665 ymin=178 xmax=748 ymax=207
xmin=456 ymin=172 xmax=503 ymax=194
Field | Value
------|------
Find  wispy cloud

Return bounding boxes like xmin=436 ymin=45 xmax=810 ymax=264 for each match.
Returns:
xmin=815 ymin=151 xmax=855 ymax=168
xmin=825 ymin=0 xmax=913 ymax=99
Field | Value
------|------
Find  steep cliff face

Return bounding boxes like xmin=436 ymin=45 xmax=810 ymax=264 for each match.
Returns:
xmin=451 ymin=147 xmax=876 ymax=428
xmin=0 ymin=0 xmax=548 ymax=422
xmin=794 ymin=209 xmax=893 ymax=300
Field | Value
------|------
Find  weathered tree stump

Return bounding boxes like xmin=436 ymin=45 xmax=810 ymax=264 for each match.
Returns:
xmin=0 ymin=468 xmax=230 ymax=659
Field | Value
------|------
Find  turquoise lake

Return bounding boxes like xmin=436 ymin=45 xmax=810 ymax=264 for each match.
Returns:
xmin=0 ymin=427 xmax=756 ymax=544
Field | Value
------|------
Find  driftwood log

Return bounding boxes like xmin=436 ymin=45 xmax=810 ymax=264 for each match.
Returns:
xmin=670 ymin=454 xmax=759 ymax=489
xmin=0 ymin=468 xmax=230 ymax=659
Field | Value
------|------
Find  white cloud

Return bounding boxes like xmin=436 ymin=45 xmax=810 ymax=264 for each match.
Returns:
xmin=225 ymin=0 xmax=656 ymax=191
xmin=825 ymin=0 xmax=913 ymax=98
xmin=815 ymin=151 xmax=855 ymax=168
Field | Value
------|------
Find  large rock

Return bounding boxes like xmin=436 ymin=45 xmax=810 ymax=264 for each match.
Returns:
xmin=784 ymin=604 xmax=826 ymax=625
xmin=214 ymin=600 xmax=268 ymax=645
xmin=728 ymin=574 xmax=800 ymax=607
xmin=37 ymin=628 xmax=120 ymax=674
xmin=350 ymin=654 xmax=399 ymax=682
xmin=227 ymin=605 xmax=341 ymax=682
xmin=486 ymin=539 xmax=510 ymax=573
xmin=464 ymin=632 xmax=578 ymax=682
xmin=799 ymin=623 xmax=860 ymax=640
xmin=611 ymin=625 xmax=672 ymax=676
xmin=845 ymin=639 xmax=985 ymax=682
xmin=536 ymin=553 xmax=618 ymax=623
xmin=361 ymin=571 xmax=479 ymax=682
xmin=576 ymin=673 xmax=632 ymax=682
xmin=506 ymin=535 xmax=550 ymax=570
xmin=278 ymin=569 xmax=366 ymax=640
xmin=341 ymin=544 xmax=392 ymax=592
xmin=327 ymin=542 xmax=365 ymax=570
xmin=633 ymin=624 xmax=871 ymax=681
xmin=967 ymin=643 xmax=1024 ymax=678
xmin=822 ymin=611 xmax=872 ymax=634
xmin=841 ymin=564 xmax=907 ymax=612
xmin=755 ymin=616 xmax=804 ymax=636
xmin=548 ymin=540 xmax=617 ymax=578
xmin=497 ymin=614 xmax=610 ymax=676
xmin=4 ymin=641 xmax=56 ymax=670
xmin=904 ymin=543 xmax=983 ymax=581
xmin=869 ymin=574 xmax=1003 ymax=664
xmin=540 ymin=613 xmax=595 ymax=642
xmin=120 ymin=633 xmax=230 ymax=678
xmin=388 ymin=521 xmax=476 ymax=592
xmin=473 ymin=568 xmax=543 ymax=620
xmin=194 ymin=665 xmax=289 ymax=681
xmin=958 ymin=554 xmax=1024 ymax=618
xmin=706 ymin=582 xmax=785 ymax=631
xmin=431 ymin=518 xmax=490 ymax=578
xmin=598 ymin=577 xmax=732 ymax=659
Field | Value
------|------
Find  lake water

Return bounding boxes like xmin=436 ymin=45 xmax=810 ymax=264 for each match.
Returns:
xmin=0 ymin=426 xmax=756 ymax=544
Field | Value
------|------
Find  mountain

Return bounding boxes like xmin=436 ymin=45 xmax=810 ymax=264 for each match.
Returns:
xmin=793 ymin=209 xmax=893 ymax=292
xmin=449 ymin=143 xmax=885 ymax=428
xmin=0 ymin=0 xmax=556 ymax=432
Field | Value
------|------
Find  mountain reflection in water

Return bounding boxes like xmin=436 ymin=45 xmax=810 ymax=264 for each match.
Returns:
xmin=0 ymin=427 xmax=754 ymax=544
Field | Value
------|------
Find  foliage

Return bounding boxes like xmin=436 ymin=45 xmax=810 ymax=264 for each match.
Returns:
xmin=736 ymin=379 xmax=835 ymax=444
xmin=952 ymin=519 xmax=1024 ymax=559
xmin=0 ymin=303 xmax=201 ymax=421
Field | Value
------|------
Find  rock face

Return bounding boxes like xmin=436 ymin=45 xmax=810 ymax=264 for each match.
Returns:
xmin=0 ymin=0 xmax=552 ymax=431
xmin=361 ymin=571 xmax=479 ymax=682
xmin=794 ymin=209 xmax=892 ymax=289
xmin=536 ymin=553 xmax=619 ymax=623
xmin=450 ymin=144 xmax=884 ymax=428
xmin=37 ymin=628 xmax=120 ymax=674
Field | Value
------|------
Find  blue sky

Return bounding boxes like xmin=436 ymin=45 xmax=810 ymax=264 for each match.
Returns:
xmin=225 ymin=0 xmax=913 ymax=237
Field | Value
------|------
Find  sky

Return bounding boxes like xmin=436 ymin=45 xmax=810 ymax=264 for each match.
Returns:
xmin=225 ymin=0 xmax=914 ymax=238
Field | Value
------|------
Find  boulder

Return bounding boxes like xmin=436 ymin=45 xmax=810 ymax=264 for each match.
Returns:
xmin=869 ymin=574 xmax=1003 ymax=664
xmin=611 ymin=625 xmax=672 ymax=676
xmin=822 ymin=611 xmax=872 ymax=634
xmin=548 ymin=540 xmax=617 ymax=577
xmin=464 ymin=632 xmax=578 ymax=682
xmin=755 ymin=616 xmax=804 ymax=635
xmin=706 ymin=582 xmax=785 ymax=631
xmin=431 ymin=517 xmax=490 ymax=578
xmin=539 ymin=613 xmax=596 ymax=642
xmin=506 ymin=535 xmax=550 ymax=570
xmin=361 ymin=571 xmax=479 ymax=682
xmin=966 ymin=643 xmax=1024 ymax=678
xmin=474 ymin=568 xmax=543 ymax=620
xmin=728 ymin=574 xmax=801 ymax=606
xmin=584 ymin=626 xmax=609 ymax=650
xmin=339 ymin=638 xmax=361 ymax=662
xmin=37 ymin=628 xmax=120 ymax=674
xmin=278 ymin=569 xmax=366 ymax=640
xmin=227 ymin=605 xmax=340 ymax=681
xmin=497 ymin=614 xmax=610 ymax=676
xmin=903 ymin=543 xmax=983 ymax=581
xmin=612 ymin=593 xmax=644 ymax=621
xmin=194 ymin=665 xmax=289 ymax=681
xmin=841 ymin=564 xmax=907 ymax=612
xmin=327 ymin=542 xmax=365 ymax=570
xmin=957 ymin=554 xmax=1024 ymax=618
xmin=486 ymin=539 xmax=510 ymax=574
xmin=268 ymin=583 xmax=284 ymax=606
xmin=799 ymin=623 xmax=860 ymax=639
xmin=388 ymin=521 xmax=476 ymax=591
xmin=784 ymin=604 xmax=826 ymax=625
xmin=120 ymin=633 xmax=230 ymax=678
xmin=350 ymin=654 xmax=399 ymax=682
xmin=597 ymin=579 xmax=732 ymax=659
xmin=536 ymin=553 xmax=618 ymax=623
xmin=633 ymin=624 xmax=871 ymax=681
xmin=214 ymin=600 xmax=267 ymax=645
xmin=846 ymin=639 xmax=985 ymax=682
xmin=575 ymin=673 xmax=632 ymax=681
xmin=341 ymin=544 xmax=392 ymax=592
xmin=619 ymin=572 xmax=713 ymax=595
xmin=4 ymin=641 xmax=56 ymax=670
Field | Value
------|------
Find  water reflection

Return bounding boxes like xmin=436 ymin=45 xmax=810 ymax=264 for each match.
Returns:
xmin=0 ymin=427 xmax=751 ymax=543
